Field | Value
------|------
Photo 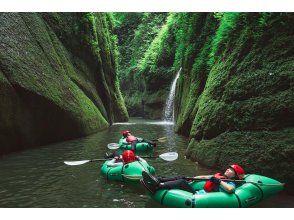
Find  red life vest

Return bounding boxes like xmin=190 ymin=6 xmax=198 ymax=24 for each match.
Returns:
xmin=126 ymin=135 xmax=137 ymax=144
xmin=203 ymin=173 xmax=226 ymax=192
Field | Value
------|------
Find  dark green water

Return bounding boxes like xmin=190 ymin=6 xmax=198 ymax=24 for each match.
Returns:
xmin=0 ymin=118 xmax=293 ymax=207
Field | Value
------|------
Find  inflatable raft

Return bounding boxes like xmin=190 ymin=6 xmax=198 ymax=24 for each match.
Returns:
xmin=141 ymin=174 xmax=284 ymax=207
xmin=101 ymin=158 xmax=155 ymax=183
xmin=118 ymin=138 xmax=155 ymax=152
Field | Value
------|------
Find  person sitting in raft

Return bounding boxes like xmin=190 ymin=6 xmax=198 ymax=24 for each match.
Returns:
xmin=121 ymin=130 xmax=156 ymax=151
xmin=107 ymin=150 xmax=146 ymax=167
xmin=142 ymin=164 xmax=245 ymax=194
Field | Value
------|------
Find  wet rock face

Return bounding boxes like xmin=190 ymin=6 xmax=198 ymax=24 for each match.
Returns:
xmin=0 ymin=13 xmax=128 ymax=155
xmin=172 ymin=13 xmax=294 ymax=193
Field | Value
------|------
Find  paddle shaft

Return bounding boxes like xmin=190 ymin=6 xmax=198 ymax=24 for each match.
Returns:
xmin=141 ymin=156 xmax=161 ymax=160
xmin=184 ymin=177 xmax=284 ymax=186
xmin=90 ymin=158 xmax=109 ymax=162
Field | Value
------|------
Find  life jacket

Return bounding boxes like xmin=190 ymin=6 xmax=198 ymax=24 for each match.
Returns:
xmin=203 ymin=173 xmax=226 ymax=192
xmin=126 ymin=135 xmax=137 ymax=144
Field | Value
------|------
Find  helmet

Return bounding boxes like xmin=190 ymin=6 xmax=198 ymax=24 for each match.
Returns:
xmin=122 ymin=150 xmax=136 ymax=164
xmin=229 ymin=164 xmax=245 ymax=179
xmin=122 ymin=130 xmax=131 ymax=138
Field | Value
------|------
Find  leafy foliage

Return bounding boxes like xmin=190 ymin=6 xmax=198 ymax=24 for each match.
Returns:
xmin=208 ymin=12 xmax=240 ymax=66
xmin=113 ymin=13 xmax=168 ymax=117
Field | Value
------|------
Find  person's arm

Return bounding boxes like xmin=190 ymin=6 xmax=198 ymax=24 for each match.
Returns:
xmin=107 ymin=158 xmax=123 ymax=167
xmin=194 ymin=175 xmax=212 ymax=179
xmin=210 ymin=177 xmax=236 ymax=193
xmin=219 ymin=181 xmax=235 ymax=193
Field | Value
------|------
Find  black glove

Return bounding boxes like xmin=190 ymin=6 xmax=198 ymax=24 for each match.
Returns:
xmin=105 ymin=152 xmax=115 ymax=159
xmin=210 ymin=176 xmax=221 ymax=185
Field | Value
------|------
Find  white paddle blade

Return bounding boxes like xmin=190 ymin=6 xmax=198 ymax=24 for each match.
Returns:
xmin=64 ymin=160 xmax=90 ymax=166
xmin=107 ymin=143 xmax=120 ymax=150
xmin=159 ymin=152 xmax=178 ymax=161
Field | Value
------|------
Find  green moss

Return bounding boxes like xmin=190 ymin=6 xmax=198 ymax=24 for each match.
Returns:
xmin=0 ymin=12 xmax=128 ymax=155
xmin=175 ymin=13 xmax=218 ymax=134
xmin=114 ymin=12 xmax=168 ymax=118
xmin=187 ymin=13 xmax=294 ymax=140
xmin=138 ymin=13 xmax=175 ymax=72
xmin=186 ymin=128 xmax=294 ymax=193
xmin=110 ymin=13 xmax=294 ymax=194
xmin=208 ymin=13 xmax=240 ymax=66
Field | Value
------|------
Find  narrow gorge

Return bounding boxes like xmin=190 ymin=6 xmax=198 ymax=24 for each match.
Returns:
xmin=114 ymin=13 xmax=294 ymax=193
xmin=0 ymin=12 xmax=293 ymax=195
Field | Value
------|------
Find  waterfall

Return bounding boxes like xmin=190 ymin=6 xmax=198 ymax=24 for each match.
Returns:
xmin=162 ymin=67 xmax=182 ymax=122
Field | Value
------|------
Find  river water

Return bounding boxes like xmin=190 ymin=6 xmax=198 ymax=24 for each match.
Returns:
xmin=0 ymin=118 xmax=293 ymax=208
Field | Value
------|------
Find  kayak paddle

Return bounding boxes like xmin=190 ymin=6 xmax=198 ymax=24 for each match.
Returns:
xmin=183 ymin=177 xmax=285 ymax=187
xmin=64 ymin=152 xmax=178 ymax=166
xmin=107 ymin=143 xmax=120 ymax=150
xmin=64 ymin=158 xmax=108 ymax=166
xmin=141 ymin=152 xmax=178 ymax=161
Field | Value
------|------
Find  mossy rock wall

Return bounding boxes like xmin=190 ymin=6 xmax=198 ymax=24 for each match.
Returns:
xmin=175 ymin=13 xmax=218 ymax=135
xmin=173 ymin=13 xmax=294 ymax=193
xmin=186 ymin=128 xmax=294 ymax=193
xmin=0 ymin=12 xmax=128 ymax=155
xmin=113 ymin=13 xmax=169 ymax=119
xmin=133 ymin=13 xmax=216 ymax=119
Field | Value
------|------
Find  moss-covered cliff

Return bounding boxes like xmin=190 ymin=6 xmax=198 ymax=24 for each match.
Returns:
xmin=123 ymin=12 xmax=293 ymax=192
xmin=0 ymin=12 xmax=128 ymax=155
xmin=117 ymin=13 xmax=214 ymax=119
xmin=113 ymin=13 xmax=168 ymax=118
xmin=177 ymin=13 xmax=294 ymax=193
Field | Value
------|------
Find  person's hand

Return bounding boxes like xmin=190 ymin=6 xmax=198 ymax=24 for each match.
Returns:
xmin=210 ymin=176 xmax=221 ymax=185
xmin=114 ymin=156 xmax=119 ymax=160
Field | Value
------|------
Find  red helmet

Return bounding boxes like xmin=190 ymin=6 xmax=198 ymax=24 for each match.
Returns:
xmin=122 ymin=150 xmax=136 ymax=164
xmin=230 ymin=164 xmax=245 ymax=179
xmin=122 ymin=130 xmax=131 ymax=138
